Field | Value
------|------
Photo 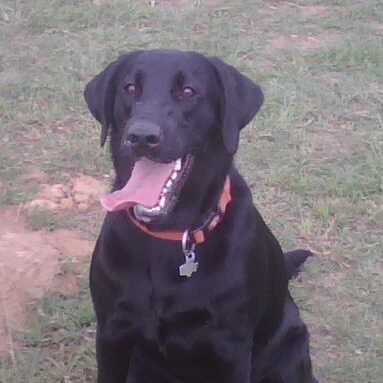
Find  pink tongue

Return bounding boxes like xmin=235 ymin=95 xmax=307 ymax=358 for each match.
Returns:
xmin=101 ymin=158 xmax=176 ymax=212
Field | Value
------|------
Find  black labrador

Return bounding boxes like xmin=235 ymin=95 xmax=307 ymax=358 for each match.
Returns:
xmin=84 ymin=49 xmax=318 ymax=383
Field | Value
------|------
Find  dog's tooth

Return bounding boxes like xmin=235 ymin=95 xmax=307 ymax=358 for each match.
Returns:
xmin=159 ymin=197 xmax=166 ymax=208
xmin=133 ymin=205 xmax=152 ymax=222
xmin=147 ymin=205 xmax=160 ymax=212
xmin=166 ymin=180 xmax=172 ymax=188
xmin=171 ymin=172 xmax=178 ymax=180
xmin=162 ymin=187 xmax=168 ymax=194
xmin=174 ymin=159 xmax=182 ymax=171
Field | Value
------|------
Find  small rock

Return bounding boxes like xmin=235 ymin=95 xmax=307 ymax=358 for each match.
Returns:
xmin=60 ymin=198 xmax=74 ymax=210
xmin=78 ymin=202 xmax=89 ymax=212
xmin=39 ymin=184 xmax=66 ymax=202
xmin=72 ymin=175 xmax=106 ymax=202
xmin=92 ymin=0 xmax=110 ymax=5
xmin=73 ymin=192 xmax=89 ymax=204
xmin=61 ymin=184 xmax=71 ymax=194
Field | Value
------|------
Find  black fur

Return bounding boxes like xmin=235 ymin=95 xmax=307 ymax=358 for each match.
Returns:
xmin=84 ymin=49 xmax=318 ymax=383
xmin=284 ymin=250 xmax=314 ymax=280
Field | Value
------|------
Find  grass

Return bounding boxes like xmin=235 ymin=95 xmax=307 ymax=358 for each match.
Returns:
xmin=26 ymin=206 xmax=58 ymax=231
xmin=0 ymin=0 xmax=382 ymax=382
xmin=1 ymin=286 xmax=96 ymax=383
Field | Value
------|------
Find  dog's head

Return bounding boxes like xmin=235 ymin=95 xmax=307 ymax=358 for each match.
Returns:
xmin=84 ymin=49 xmax=263 ymax=228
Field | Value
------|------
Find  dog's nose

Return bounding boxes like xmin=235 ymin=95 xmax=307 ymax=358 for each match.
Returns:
xmin=124 ymin=120 xmax=161 ymax=151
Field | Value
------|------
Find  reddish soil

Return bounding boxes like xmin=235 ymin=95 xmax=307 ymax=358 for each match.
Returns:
xmin=27 ymin=174 xmax=106 ymax=212
xmin=298 ymin=5 xmax=328 ymax=17
xmin=270 ymin=32 xmax=337 ymax=50
xmin=0 ymin=173 xmax=106 ymax=354
xmin=0 ymin=208 xmax=93 ymax=353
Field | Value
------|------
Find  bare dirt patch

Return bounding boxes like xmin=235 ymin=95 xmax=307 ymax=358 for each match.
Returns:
xmin=270 ymin=32 xmax=337 ymax=50
xmin=28 ymin=174 xmax=106 ymax=212
xmin=0 ymin=207 xmax=93 ymax=355
xmin=298 ymin=5 xmax=328 ymax=17
xmin=146 ymin=0 xmax=220 ymax=8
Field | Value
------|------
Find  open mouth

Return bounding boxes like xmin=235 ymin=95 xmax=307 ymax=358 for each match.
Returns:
xmin=101 ymin=155 xmax=194 ymax=222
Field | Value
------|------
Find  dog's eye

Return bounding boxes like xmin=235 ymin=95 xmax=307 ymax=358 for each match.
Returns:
xmin=182 ymin=86 xmax=196 ymax=98
xmin=175 ymin=86 xmax=196 ymax=100
xmin=124 ymin=83 xmax=138 ymax=95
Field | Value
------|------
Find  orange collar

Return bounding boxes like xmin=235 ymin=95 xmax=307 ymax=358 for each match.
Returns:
xmin=127 ymin=177 xmax=232 ymax=244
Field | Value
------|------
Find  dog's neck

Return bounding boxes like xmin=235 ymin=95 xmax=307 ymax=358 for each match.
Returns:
xmin=126 ymin=176 xmax=232 ymax=244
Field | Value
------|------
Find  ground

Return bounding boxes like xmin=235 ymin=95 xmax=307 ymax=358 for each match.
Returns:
xmin=0 ymin=0 xmax=382 ymax=382
xmin=0 ymin=172 xmax=104 ymax=354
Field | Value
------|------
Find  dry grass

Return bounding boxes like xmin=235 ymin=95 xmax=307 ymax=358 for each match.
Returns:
xmin=0 ymin=0 xmax=382 ymax=381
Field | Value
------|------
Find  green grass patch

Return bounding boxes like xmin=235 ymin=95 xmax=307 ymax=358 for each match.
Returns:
xmin=0 ymin=284 xmax=96 ymax=383
xmin=26 ymin=207 xmax=58 ymax=231
xmin=308 ymin=38 xmax=383 ymax=76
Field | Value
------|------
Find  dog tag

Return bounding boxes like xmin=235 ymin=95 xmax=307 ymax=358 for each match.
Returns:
xmin=179 ymin=251 xmax=199 ymax=278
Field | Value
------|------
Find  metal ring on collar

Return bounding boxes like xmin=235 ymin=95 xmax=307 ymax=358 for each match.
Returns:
xmin=182 ymin=229 xmax=196 ymax=253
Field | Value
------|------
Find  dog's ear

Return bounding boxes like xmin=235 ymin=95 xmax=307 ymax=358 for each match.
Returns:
xmin=84 ymin=52 xmax=140 ymax=147
xmin=209 ymin=57 xmax=264 ymax=154
xmin=84 ymin=59 xmax=121 ymax=147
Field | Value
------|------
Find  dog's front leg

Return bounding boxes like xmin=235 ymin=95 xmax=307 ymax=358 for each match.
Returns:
xmin=123 ymin=341 xmax=252 ymax=383
xmin=161 ymin=328 xmax=253 ymax=383
xmin=95 ymin=325 xmax=133 ymax=383
xmin=214 ymin=337 xmax=253 ymax=383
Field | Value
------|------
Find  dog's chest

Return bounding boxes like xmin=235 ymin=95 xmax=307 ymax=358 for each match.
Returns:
xmin=114 ymin=243 xmax=249 ymax=347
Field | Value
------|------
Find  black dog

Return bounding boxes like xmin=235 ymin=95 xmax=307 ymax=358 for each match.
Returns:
xmin=84 ymin=49 xmax=318 ymax=383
